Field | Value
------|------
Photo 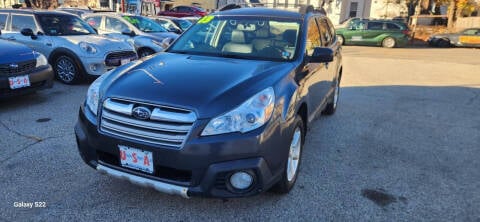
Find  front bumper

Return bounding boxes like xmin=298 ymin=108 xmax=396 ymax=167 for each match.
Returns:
xmin=75 ymin=104 xmax=292 ymax=198
xmin=0 ymin=65 xmax=53 ymax=98
xmin=80 ymin=52 xmax=137 ymax=76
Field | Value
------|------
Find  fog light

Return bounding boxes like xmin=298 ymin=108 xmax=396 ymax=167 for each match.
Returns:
xmin=90 ymin=64 xmax=98 ymax=72
xmin=229 ymin=171 xmax=253 ymax=190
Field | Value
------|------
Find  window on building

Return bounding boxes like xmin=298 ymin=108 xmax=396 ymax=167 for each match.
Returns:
xmin=349 ymin=2 xmax=358 ymax=18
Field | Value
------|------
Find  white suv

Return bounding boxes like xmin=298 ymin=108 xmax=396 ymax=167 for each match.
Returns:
xmin=0 ymin=9 xmax=138 ymax=84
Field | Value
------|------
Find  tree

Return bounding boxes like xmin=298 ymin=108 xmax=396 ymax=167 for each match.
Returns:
xmin=25 ymin=0 xmax=58 ymax=9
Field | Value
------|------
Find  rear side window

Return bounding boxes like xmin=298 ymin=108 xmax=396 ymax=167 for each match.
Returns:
xmin=367 ymin=22 xmax=383 ymax=30
xmin=0 ymin=13 xmax=7 ymax=30
xmin=386 ymin=23 xmax=400 ymax=30
xmin=11 ymin=14 xmax=38 ymax=33
xmin=86 ymin=16 xmax=102 ymax=29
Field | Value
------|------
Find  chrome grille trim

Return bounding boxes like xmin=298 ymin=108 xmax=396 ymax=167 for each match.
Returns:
xmin=100 ymin=98 xmax=196 ymax=148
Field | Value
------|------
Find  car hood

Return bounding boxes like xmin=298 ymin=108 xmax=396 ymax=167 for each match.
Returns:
xmin=102 ymin=52 xmax=294 ymax=118
xmin=0 ymin=39 xmax=35 ymax=64
xmin=144 ymin=32 xmax=179 ymax=41
xmin=56 ymin=35 xmax=132 ymax=51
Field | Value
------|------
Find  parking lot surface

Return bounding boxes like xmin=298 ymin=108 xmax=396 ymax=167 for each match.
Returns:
xmin=1 ymin=46 xmax=479 ymax=221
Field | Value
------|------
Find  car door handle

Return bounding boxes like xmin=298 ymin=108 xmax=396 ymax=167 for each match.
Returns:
xmin=7 ymin=37 xmax=16 ymax=40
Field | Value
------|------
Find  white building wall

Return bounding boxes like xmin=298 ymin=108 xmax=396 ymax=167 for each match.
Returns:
xmin=369 ymin=0 xmax=407 ymax=18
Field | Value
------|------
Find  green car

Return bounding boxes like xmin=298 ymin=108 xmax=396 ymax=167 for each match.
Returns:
xmin=336 ymin=20 xmax=410 ymax=48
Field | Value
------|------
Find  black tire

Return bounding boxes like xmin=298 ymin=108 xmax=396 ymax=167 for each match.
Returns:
xmin=438 ymin=39 xmax=450 ymax=48
xmin=53 ymin=55 xmax=83 ymax=85
xmin=337 ymin=35 xmax=345 ymax=45
xmin=272 ymin=115 xmax=305 ymax=194
xmin=323 ymin=78 xmax=340 ymax=115
xmin=138 ymin=48 xmax=155 ymax=58
xmin=382 ymin=37 xmax=396 ymax=48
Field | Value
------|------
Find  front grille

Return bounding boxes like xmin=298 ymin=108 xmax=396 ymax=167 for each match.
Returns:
xmin=105 ymin=51 xmax=137 ymax=66
xmin=0 ymin=60 xmax=36 ymax=76
xmin=100 ymin=98 xmax=196 ymax=149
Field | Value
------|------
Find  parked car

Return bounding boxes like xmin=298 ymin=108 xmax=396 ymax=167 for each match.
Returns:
xmin=0 ymin=10 xmax=137 ymax=84
xmin=0 ymin=31 xmax=53 ymax=98
xmin=75 ymin=7 xmax=342 ymax=198
xmin=336 ymin=19 xmax=410 ymax=48
xmin=158 ymin=6 xmax=207 ymax=18
xmin=428 ymin=28 xmax=480 ymax=48
xmin=84 ymin=13 xmax=179 ymax=57
xmin=56 ymin=7 xmax=93 ymax=18
xmin=153 ymin=16 xmax=193 ymax=34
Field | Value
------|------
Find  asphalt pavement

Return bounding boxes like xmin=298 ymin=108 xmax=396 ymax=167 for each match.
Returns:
xmin=1 ymin=46 xmax=479 ymax=221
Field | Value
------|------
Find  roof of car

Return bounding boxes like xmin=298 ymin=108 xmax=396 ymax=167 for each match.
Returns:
xmin=0 ymin=9 xmax=76 ymax=16
xmin=211 ymin=7 xmax=307 ymax=19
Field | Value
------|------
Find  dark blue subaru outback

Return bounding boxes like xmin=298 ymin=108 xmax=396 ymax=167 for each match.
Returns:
xmin=75 ymin=7 xmax=342 ymax=198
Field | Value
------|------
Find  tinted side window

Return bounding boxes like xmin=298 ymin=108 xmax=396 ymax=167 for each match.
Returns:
xmin=306 ymin=18 xmax=321 ymax=56
xmin=105 ymin=17 xmax=129 ymax=32
xmin=11 ymin=14 xmax=38 ymax=32
xmin=86 ymin=16 xmax=102 ymax=29
xmin=0 ymin=13 xmax=7 ymax=30
xmin=316 ymin=18 xmax=332 ymax=46
xmin=386 ymin=23 xmax=400 ymax=30
xmin=178 ymin=7 xmax=188 ymax=12
xmin=367 ymin=22 xmax=383 ymax=30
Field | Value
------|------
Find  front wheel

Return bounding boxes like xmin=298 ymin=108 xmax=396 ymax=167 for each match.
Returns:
xmin=272 ymin=115 xmax=305 ymax=194
xmin=337 ymin=35 xmax=345 ymax=45
xmin=54 ymin=55 xmax=82 ymax=84
xmin=382 ymin=37 xmax=396 ymax=48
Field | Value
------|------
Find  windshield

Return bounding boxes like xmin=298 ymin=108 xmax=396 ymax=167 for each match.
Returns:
xmin=122 ymin=15 xmax=168 ymax=33
xmin=168 ymin=15 xmax=301 ymax=61
xmin=37 ymin=14 xmax=96 ymax=36
xmin=172 ymin=19 xmax=192 ymax=31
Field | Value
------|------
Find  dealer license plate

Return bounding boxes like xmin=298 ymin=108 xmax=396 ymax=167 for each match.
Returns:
xmin=119 ymin=145 xmax=154 ymax=174
xmin=9 ymin=75 xmax=31 ymax=89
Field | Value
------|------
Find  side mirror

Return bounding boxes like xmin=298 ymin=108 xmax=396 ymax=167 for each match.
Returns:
xmin=310 ymin=47 xmax=334 ymax=63
xmin=21 ymin=28 xmax=37 ymax=40
xmin=121 ymin=29 xmax=136 ymax=37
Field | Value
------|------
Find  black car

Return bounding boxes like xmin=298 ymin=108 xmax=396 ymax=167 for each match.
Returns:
xmin=0 ymin=31 xmax=53 ymax=98
xmin=75 ymin=7 xmax=342 ymax=198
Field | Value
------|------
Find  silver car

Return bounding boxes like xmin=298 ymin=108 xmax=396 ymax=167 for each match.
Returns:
xmin=0 ymin=9 xmax=137 ymax=84
xmin=84 ymin=13 xmax=178 ymax=57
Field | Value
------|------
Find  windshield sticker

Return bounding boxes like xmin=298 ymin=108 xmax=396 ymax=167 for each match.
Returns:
xmin=198 ymin=15 xmax=214 ymax=24
xmin=123 ymin=16 xmax=139 ymax=25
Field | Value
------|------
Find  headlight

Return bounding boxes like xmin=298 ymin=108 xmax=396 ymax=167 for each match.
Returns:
xmin=86 ymin=71 xmax=111 ymax=115
xmin=35 ymin=53 xmax=48 ymax=68
xmin=201 ymin=87 xmax=275 ymax=136
xmin=79 ymin=42 xmax=97 ymax=54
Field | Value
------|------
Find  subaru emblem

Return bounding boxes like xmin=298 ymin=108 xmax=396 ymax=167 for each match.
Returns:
xmin=9 ymin=63 xmax=19 ymax=68
xmin=132 ymin=106 xmax=151 ymax=120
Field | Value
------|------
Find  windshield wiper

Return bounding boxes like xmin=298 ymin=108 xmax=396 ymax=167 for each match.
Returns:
xmin=220 ymin=53 xmax=251 ymax=59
